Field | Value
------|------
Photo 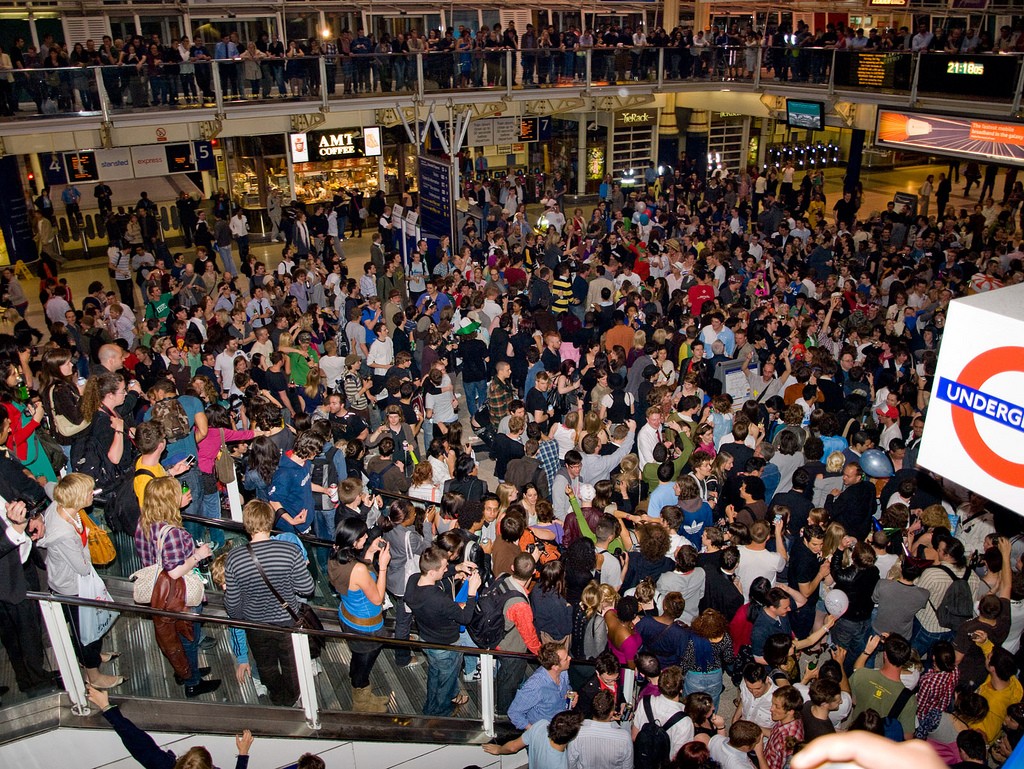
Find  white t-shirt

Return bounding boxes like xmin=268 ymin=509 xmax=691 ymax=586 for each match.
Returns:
xmin=631 ymin=696 xmax=694 ymax=761
xmin=735 ymin=547 xmax=786 ymax=598
xmin=710 ymin=734 xmax=755 ymax=769
xmin=319 ymin=354 xmax=346 ymax=388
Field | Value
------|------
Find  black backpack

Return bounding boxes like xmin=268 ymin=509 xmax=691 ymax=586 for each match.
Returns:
xmin=310 ymin=446 xmax=340 ymax=510
xmin=106 ymin=468 xmax=156 ymax=534
xmin=466 ymin=578 xmax=525 ymax=649
xmin=931 ymin=564 xmax=976 ymax=630
xmin=633 ymin=696 xmax=687 ymax=769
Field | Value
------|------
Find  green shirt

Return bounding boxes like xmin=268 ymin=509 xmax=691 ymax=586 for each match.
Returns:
xmin=145 ymin=292 xmax=173 ymax=321
xmin=849 ymin=668 xmax=916 ymax=737
xmin=289 ymin=348 xmax=320 ymax=386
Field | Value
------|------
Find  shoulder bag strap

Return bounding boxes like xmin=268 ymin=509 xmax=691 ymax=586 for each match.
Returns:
xmin=245 ymin=542 xmax=301 ymax=623
xmin=155 ymin=525 xmax=172 ymax=571
xmin=887 ymin=686 xmax=914 ymax=721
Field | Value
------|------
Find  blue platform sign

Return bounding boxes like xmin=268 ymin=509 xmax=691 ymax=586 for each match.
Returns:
xmin=418 ymin=156 xmax=453 ymax=243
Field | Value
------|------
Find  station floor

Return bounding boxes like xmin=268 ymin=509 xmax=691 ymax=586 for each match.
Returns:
xmin=41 ymin=159 xmax=996 ymax=319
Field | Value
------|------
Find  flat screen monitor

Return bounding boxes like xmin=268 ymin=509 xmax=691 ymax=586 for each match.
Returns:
xmin=787 ymin=99 xmax=825 ymax=130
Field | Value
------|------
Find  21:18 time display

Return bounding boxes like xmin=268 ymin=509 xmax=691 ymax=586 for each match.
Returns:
xmin=947 ymin=61 xmax=985 ymax=76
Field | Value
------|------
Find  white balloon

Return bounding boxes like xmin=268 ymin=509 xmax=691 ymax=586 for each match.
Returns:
xmin=824 ymin=589 xmax=849 ymax=618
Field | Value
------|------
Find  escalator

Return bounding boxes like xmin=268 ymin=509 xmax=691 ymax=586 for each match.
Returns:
xmin=0 ymin=514 xmax=532 ymax=763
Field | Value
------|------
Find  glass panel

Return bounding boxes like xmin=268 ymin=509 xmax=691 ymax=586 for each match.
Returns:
xmin=0 ymin=19 xmax=32 ymax=53
xmin=481 ymin=11 xmax=500 ymax=32
xmin=285 ymin=13 xmax=318 ymax=45
xmin=450 ymin=11 xmax=479 ymax=36
xmin=108 ymin=17 xmax=136 ymax=43
xmin=34 ymin=18 xmax=64 ymax=53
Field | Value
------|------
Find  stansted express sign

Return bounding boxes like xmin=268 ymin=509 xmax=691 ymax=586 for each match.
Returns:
xmin=919 ymin=285 xmax=1024 ymax=511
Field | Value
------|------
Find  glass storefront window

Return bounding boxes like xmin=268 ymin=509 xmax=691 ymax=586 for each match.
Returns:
xmin=293 ymin=158 xmax=380 ymax=204
xmin=285 ymin=13 xmax=318 ymax=44
xmin=230 ymin=136 xmax=290 ymax=210
xmin=140 ymin=16 xmax=181 ymax=45
xmin=450 ymin=11 xmax=479 ymax=35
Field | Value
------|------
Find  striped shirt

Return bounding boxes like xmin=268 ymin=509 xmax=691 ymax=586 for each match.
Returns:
xmin=224 ymin=539 xmax=314 ymax=626
xmin=566 ymin=719 xmax=633 ymax=769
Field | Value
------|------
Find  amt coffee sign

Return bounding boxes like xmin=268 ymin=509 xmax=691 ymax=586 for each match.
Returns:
xmin=918 ymin=285 xmax=1024 ymax=512
xmin=290 ymin=127 xmax=382 ymax=163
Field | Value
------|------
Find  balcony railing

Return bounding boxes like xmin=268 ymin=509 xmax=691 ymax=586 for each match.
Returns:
xmin=2 ymin=49 xmax=1022 ymax=123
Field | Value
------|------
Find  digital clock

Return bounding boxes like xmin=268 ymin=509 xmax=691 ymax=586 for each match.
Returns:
xmin=947 ymin=61 xmax=985 ymax=75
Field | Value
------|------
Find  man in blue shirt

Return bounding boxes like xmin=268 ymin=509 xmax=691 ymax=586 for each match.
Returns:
xmin=269 ymin=430 xmax=322 ymax=535
xmin=647 ymin=462 xmax=680 ymax=520
xmin=508 ymin=642 xmax=573 ymax=730
xmin=416 ymin=279 xmax=452 ymax=324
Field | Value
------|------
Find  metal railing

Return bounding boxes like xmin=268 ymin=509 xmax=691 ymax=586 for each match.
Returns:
xmin=3 ymin=49 xmax=1021 ymax=122
xmin=25 ymin=588 xmax=549 ymax=735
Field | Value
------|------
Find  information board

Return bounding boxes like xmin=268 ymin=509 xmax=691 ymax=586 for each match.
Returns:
xmin=417 ymin=156 xmax=453 ymax=243
xmin=833 ymin=51 xmax=912 ymax=91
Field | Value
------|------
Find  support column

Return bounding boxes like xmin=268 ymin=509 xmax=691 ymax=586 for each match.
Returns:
xmin=576 ymin=118 xmax=586 ymax=196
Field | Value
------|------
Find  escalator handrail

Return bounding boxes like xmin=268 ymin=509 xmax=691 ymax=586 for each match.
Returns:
xmin=24 ymin=590 xmax=537 ymax=661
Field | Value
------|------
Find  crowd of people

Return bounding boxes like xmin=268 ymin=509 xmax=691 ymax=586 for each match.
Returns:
xmin=3 ymin=19 xmax=1024 ymax=114
xmin=0 ymin=144 xmax=1023 ymax=769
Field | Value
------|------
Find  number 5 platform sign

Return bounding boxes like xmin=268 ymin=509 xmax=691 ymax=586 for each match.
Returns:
xmin=919 ymin=284 xmax=1024 ymax=512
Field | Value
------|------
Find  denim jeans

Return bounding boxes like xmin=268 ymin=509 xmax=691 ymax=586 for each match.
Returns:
xmin=424 ymin=647 xmax=464 ymax=716
xmin=388 ymin=592 xmax=414 ymax=666
xmin=182 ymin=618 xmax=202 ymax=686
xmin=200 ymin=482 xmax=225 ymax=549
xmin=456 ymin=629 xmax=479 ymax=675
xmin=832 ymin=617 xmax=872 ymax=674
xmin=911 ymin=620 xmax=954 ymax=659
xmin=217 ymin=244 xmax=237 ymax=276
xmin=313 ymin=507 xmax=336 ymax=574
xmin=685 ymin=669 xmax=724 ymax=710
xmin=464 ymin=378 xmax=487 ymax=418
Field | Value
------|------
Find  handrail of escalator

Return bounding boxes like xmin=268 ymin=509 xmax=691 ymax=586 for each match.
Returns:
xmin=180 ymin=488 xmax=434 ymax=547
xmin=179 ymin=512 xmax=335 ymax=549
xmin=23 ymin=590 xmax=536 ymax=661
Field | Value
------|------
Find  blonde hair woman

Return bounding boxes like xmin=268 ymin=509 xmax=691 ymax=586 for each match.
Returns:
xmin=40 ymin=473 xmax=124 ymax=689
xmin=497 ymin=482 xmax=519 ymax=514
xmin=135 ymin=476 xmax=220 ymax=697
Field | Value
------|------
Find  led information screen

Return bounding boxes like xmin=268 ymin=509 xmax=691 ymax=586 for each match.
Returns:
xmin=916 ymin=55 xmax=1019 ymax=100
xmin=833 ymin=52 xmax=913 ymax=90
xmin=417 ymin=155 xmax=453 ymax=242
xmin=875 ymin=109 xmax=1024 ymax=166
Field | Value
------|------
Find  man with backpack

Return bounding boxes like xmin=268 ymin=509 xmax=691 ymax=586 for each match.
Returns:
xmin=849 ymin=633 xmax=916 ymax=740
xmin=912 ymin=533 xmax=984 ymax=655
xmin=630 ymin=665 xmax=694 ymax=767
xmin=475 ymin=552 xmax=541 ymax=715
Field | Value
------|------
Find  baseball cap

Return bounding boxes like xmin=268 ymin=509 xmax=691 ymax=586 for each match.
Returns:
xmin=876 ymin=405 xmax=899 ymax=420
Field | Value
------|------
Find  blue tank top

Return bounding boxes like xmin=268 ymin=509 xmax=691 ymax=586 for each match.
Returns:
xmin=339 ymin=568 xmax=384 ymax=632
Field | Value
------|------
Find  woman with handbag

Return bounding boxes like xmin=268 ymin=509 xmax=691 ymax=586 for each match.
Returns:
xmin=135 ymin=476 xmax=221 ymax=698
xmin=39 ymin=473 xmax=124 ymax=689
xmin=328 ymin=517 xmax=391 ymax=712
xmin=38 ymin=348 xmax=86 ymax=461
